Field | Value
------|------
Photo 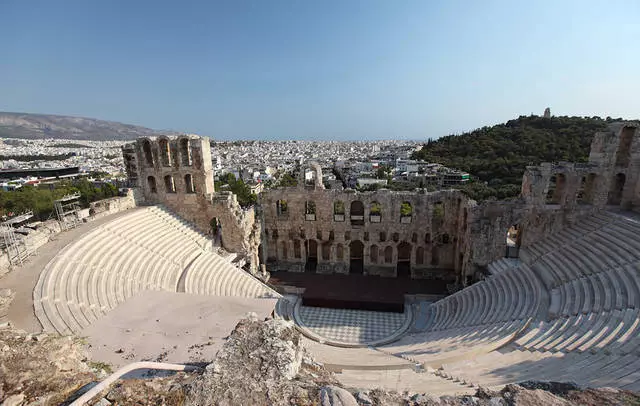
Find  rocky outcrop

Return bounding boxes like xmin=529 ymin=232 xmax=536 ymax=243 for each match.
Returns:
xmin=0 ymin=325 xmax=97 ymax=405
xmin=186 ymin=314 xmax=337 ymax=406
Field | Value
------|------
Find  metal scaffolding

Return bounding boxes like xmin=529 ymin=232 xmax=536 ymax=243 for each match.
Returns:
xmin=1 ymin=211 xmax=34 ymax=266
xmin=54 ymin=192 xmax=82 ymax=231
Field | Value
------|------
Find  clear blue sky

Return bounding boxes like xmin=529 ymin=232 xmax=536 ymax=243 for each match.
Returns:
xmin=1 ymin=0 xmax=639 ymax=140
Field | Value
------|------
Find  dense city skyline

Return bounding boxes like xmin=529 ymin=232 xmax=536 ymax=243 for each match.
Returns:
xmin=2 ymin=0 xmax=640 ymax=140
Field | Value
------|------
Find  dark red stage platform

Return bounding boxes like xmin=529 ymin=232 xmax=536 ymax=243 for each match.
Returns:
xmin=269 ymin=271 xmax=448 ymax=312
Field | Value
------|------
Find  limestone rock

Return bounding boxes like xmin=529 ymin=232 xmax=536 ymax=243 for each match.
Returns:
xmin=319 ymin=385 xmax=358 ymax=406
xmin=1 ymin=393 xmax=24 ymax=406
xmin=186 ymin=317 xmax=307 ymax=406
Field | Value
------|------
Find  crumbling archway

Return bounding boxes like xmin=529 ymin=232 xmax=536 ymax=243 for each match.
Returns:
xmin=142 ymin=139 xmax=154 ymax=166
xmin=350 ymin=201 xmax=364 ymax=226
xmin=349 ymin=240 xmax=364 ymax=274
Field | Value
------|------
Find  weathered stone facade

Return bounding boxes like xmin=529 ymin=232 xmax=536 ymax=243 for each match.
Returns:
xmin=122 ymin=135 xmax=261 ymax=271
xmin=121 ymin=122 xmax=640 ymax=285
xmin=261 ymin=186 xmax=472 ymax=283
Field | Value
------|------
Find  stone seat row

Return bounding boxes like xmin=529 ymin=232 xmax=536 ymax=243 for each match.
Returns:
xmin=34 ymin=207 xmax=208 ymax=335
xmin=487 ymin=258 xmax=519 ymax=275
xmin=183 ymin=250 xmax=279 ymax=299
xmin=441 ymin=345 xmax=640 ymax=391
xmin=146 ymin=206 xmax=210 ymax=248
xmin=548 ymin=264 xmax=640 ymax=317
xmin=417 ymin=264 xmax=542 ymax=332
xmin=523 ymin=212 xmax=615 ymax=262
xmin=379 ymin=318 xmax=529 ymax=367
xmin=514 ymin=307 xmax=640 ymax=355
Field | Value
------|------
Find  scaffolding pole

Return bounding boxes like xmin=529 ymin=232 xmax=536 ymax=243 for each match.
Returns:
xmin=1 ymin=210 xmax=34 ymax=266
xmin=54 ymin=193 xmax=82 ymax=231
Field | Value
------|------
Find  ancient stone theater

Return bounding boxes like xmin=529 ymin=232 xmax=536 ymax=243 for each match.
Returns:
xmin=6 ymin=121 xmax=640 ymax=395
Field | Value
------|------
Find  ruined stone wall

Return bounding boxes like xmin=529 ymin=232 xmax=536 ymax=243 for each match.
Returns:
xmin=261 ymin=187 xmax=472 ymax=283
xmin=122 ymin=135 xmax=261 ymax=271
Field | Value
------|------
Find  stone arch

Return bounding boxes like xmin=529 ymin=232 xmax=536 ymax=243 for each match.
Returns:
xmin=416 ymin=246 xmax=424 ymax=265
xmin=349 ymin=240 xmax=364 ymax=274
xmin=616 ymin=126 xmax=635 ymax=167
xmin=336 ymin=243 xmax=344 ymax=260
xmin=158 ymin=137 xmax=171 ymax=167
xmin=142 ymin=139 xmax=154 ymax=166
xmin=369 ymin=201 xmax=382 ymax=222
xmin=370 ymin=244 xmax=379 ymax=263
xmin=306 ymin=239 xmax=318 ymax=272
xmin=305 ymin=201 xmax=317 ymax=221
xmin=164 ymin=175 xmax=176 ymax=193
xmin=350 ymin=200 xmax=364 ymax=226
xmin=281 ymin=240 xmax=288 ymax=260
xmin=384 ymin=246 xmax=393 ymax=264
xmin=608 ymin=173 xmax=626 ymax=205
xmin=301 ymin=161 xmax=324 ymax=189
xmin=424 ymin=233 xmax=431 ymax=244
xmin=179 ymin=137 xmax=192 ymax=166
xmin=400 ymin=201 xmax=412 ymax=222
xmin=397 ymin=241 xmax=412 ymax=277
xmin=322 ymin=242 xmax=331 ymax=261
xmin=333 ymin=200 xmax=345 ymax=221
xmin=432 ymin=202 xmax=444 ymax=228
xmin=146 ymin=176 xmax=157 ymax=193
xmin=184 ymin=174 xmax=195 ymax=193
xmin=276 ymin=200 xmax=288 ymax=217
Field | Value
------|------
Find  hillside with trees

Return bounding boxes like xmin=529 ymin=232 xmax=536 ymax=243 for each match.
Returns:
xmin=412 ymin=115 xmax=626 ymax=200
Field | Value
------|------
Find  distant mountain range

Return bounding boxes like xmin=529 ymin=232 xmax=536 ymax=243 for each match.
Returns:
xmin=0 ymin=112 xmax=179 ymax=141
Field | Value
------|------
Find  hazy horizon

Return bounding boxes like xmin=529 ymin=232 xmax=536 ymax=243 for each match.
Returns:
xmin=2 ymin=0 xmax=640 ymax=141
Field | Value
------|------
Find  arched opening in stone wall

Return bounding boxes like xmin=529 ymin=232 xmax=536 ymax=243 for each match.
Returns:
xmin=350 ymin=200 xmax=364 ymax=226
xmin=349 ymin=240 xmax=364 ymax=274
xmin=546 ymin=173 xmax=566 ymax=204
xmin=379 ymin=231 xmax=387 ymax=242
xmin=424 ymin=233 xmax=431 ymax=244
xmin=184 ymin=174 xmax=195 ymax=193
xmin=333 ymin=200 xmax=345 ymax=221
xmin=180 ymin=138 xmax=192 ymax=166
xmin=336 ymin=244 xmax=344 ymax=260
xmin=210 ymin=217 xmax=221 ymax=246
xmin=397 ymin=242 xmax=412 ymax=278
xmin=370 ymin=244 xmax=378 ymax=263
xmin=616 ymin=126 xmax=635 ymax=167
xmin=258 ymin=243 xmax=264 ymax=264
xmin=305 ymin=239 xmax=318 ymax=272
xmin=416 ymin=246 xmax=424 ymax=265
xmin=400 ymin=201 xmax=412 ymax=223
xmin=276 ymin=200 xmax=288 ymax=217
xmin=608 ymin=173 xmax=626 ymax=205
xmin=294 ymin=240 xmax=301 ymax=259
xmin=579 ymin=173 xmax=597 ymax=204
xmin=142 ymin=139 xmax=154 ymax=166
xmin=322 ymin=243 xmax=331 ymax=261
xmin=384 ymin=246 xmax=393 ymax=264
xmin=147 ymin=176 xmax=157 ymax=193
xmin=505 ymin=224 xmax=521 ymax=258
xmin=369 ymin=201 xmax=382 ymax=223
xmin=305 ymin=201 xmax=317 ymax=221
xmin=159 ymin=138 xmax=171 ymax=167
xmin=281 ymin=241 xmax=288 ymax=260
xmin=164 ymin=175 xmax=176 ymax=193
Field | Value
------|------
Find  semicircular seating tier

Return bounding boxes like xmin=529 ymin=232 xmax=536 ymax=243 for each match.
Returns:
xmin=34 ymin=206 xmax=279 ymax=336
xmin=298 ymin=211 xmax=640 ymax=392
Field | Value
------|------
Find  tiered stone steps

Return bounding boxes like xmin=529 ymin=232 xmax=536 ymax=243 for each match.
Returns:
xmin=33 ymin=206 xmax=277 ymax=335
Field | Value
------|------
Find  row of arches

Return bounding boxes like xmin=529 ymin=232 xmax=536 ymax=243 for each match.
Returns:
xmin=546 ymin=172 xmax=627 ymax=206
xmin=276 ymin=199 xmax=444 ymax=224
xmin=147 ymin=174 xmax=196 ymax=194
xmin=268 ymin=228 xmax=449 ymax=246
xmin=275 ymin=239 xmax=442 ymax=274
xmin=142 ymin=138 xmax=192 ymax=168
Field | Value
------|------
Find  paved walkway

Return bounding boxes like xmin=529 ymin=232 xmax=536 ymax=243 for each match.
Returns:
xmin=0 ymin=208 xmax=143 ymax=333
xmin=297 ymin=306 xmax=407 ymax=345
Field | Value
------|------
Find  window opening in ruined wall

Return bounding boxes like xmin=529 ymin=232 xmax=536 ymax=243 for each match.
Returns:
xmin=350 ymin=200 xmax=364 ymax=225
xmin=185 ymin=174 xmax=195 ymax=193
xmin=159 ymin=138 xmax=171 ymax=167
xmin=164 ymin=175 xmax=176 ymax=193
xmin=180 ymin=138 xmax=192 ymax=166
xmin=400 ymin=201 xmax=412 ymax=223
xmin=147 ymin=176 xmax=157 ymax=193
xmin=142 ymin=139 xmax=154 ymax=166
xmin=305 ymin=201 xmax=317 ymax=221
xmin=334 ymin=201 xmax=345 ymax=221
xmin=608 ymin=173 xmax=626 ymax=206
